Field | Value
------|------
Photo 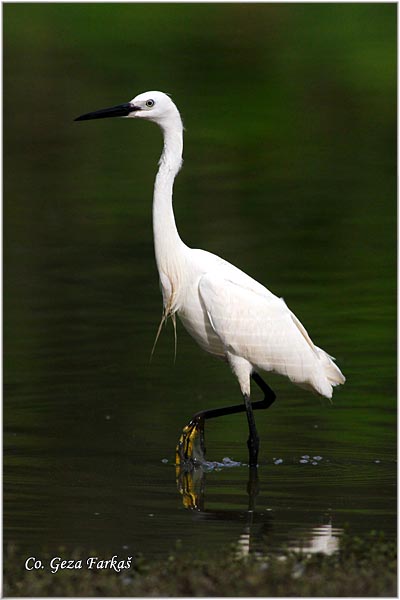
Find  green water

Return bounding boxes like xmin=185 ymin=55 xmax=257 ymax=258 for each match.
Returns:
xmin=4 ymin=4 xmax=396 ymax=562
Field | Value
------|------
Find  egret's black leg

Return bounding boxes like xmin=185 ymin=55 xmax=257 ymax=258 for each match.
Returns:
xmin=245 ymin=373 xmax=276 ymax=466
xmin=176 ymin=372 xmax=276 ymax=465
xmin=244 ymin=393 xmax=259 ymax=466
xmin=251 ymin=372 xmax=276 ymax=410
xmin=192 ymin=372 xmax=276 ymax=422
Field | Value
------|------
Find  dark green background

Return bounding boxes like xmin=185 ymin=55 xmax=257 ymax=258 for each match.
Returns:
xmin=4 ymin=3 xmax=396 ymax=561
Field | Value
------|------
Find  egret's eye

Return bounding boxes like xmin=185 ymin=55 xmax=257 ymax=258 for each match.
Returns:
xmin=146 ymin=99 xmax=155 ymax=108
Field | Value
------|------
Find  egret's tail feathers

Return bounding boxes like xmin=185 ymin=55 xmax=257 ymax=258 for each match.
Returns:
xmin=308 ymin=348 xmax=345 ymax=399
xmin=289 ymin=311 xmax=345 ymax=397
xmin=316 ymin=347 xmax=346 ymax=385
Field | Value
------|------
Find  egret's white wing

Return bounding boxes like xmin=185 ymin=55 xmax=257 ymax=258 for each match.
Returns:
xmin=199 ymin=272 xmax=343 ymax=398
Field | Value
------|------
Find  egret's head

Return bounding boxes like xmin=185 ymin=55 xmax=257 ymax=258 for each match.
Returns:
xmin=129 ymin=91 xmax=178 ymax=123
xmin=75 ymin=90 xmax=180 ymax=127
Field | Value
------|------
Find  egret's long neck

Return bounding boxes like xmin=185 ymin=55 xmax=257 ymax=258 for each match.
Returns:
xmin=153 ymin=116 xmax=185 ymax=277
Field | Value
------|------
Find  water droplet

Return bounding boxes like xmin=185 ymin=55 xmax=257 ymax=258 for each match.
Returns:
xmin=301 ymin=455 xmax=310 ymax=459
xmin=300 ymin=459 xmax=308 ymax=464
xmin=374 ymin=459 xmax=381 ymax=464
xmin=313 ymin=456 xmax=323 ymax=461
xmin=161 ymin=458 xmax=168 ymax=464
xmin=274 ymin=458 xmax=283 ymax=465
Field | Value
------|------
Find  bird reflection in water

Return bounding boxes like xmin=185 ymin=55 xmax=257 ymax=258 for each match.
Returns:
xmin=175 ymin=418 xmax=264 ymax=555
xmin=289 ymin=521 xmax=342 ymax=556
xmin=175 ymin=427 xmax=342 ymax=558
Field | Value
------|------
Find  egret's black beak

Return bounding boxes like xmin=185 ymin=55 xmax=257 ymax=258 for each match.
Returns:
xmin=74 ymin=102 xmax=140 ymax=121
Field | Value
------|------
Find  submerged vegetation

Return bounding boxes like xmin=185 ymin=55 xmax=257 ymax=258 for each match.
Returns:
xmin=4 ymin=532 xmax=396 ymax=597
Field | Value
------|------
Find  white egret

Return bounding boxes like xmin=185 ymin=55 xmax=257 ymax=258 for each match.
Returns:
xmin=75 ymin=91 xmax=345 ymax=466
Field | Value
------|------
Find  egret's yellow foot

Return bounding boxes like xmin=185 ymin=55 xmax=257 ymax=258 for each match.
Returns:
xmin=175 ymin=416 xmax=206 ymax=466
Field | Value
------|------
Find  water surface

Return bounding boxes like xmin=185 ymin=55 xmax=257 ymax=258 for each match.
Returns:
xmin=4 ymin=3 xmax=396 ymax=563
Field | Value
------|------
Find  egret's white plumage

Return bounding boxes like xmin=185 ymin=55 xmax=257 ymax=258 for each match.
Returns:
xmin=125 ymin=91 xmax=345 ymax=400
xmin=76 ymin=90 xmax=345 ymax=404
